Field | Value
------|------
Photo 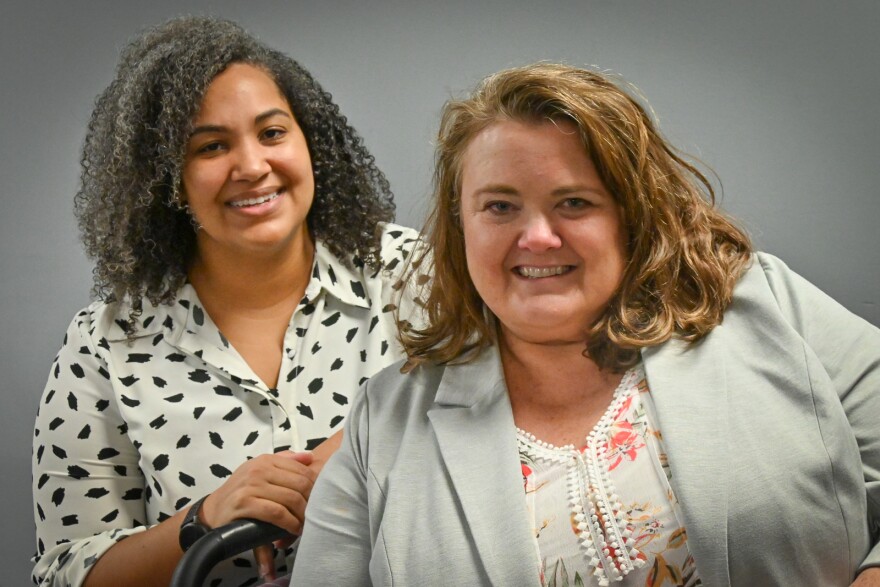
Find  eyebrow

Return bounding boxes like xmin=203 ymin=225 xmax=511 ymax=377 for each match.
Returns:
xmin=551 ymin=185 xmax=605 ymax=197
xmin=189 ymin=108 xmax=292 ymax=137
xmin=473 ymin=184 xmax=519 ymax=197
xmin=472 ymin=184 xmax=606 ymax=197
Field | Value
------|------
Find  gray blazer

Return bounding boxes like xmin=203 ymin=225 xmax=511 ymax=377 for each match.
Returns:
xmin=293 ymin=254 xmax=880 ymax=586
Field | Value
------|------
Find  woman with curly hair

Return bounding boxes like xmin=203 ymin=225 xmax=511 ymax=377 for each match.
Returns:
xmin=31 ymin=16 xmax=422 ymax=587
xmin=292 ymin=63 xmax=880 ymax=586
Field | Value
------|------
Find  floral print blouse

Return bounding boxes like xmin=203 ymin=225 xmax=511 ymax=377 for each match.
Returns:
xmin=518 ymin=365 xmax=701 ymax=586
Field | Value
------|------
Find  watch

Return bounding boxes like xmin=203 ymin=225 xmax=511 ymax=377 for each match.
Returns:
xmin=179 ymin=494 xmax=211 ymax=551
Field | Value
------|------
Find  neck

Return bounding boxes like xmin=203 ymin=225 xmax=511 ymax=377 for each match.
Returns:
xmin=501 ymin=330 xmax=625 ymax=447
xmin=188 ymin=232 xmax=315 ymax=312
xmin=500 ymin=331 xmax=619 ymax=410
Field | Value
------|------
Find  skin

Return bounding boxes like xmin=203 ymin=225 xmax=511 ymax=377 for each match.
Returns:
xmin=184 ymin=63 xmax=316 ymax=390
xmin=460 ymin=119 xmax=880 ymax=585
xmin=854 ymin=569 xmax=880 ymax=586
xmin=82 ymin=64 xmax=344 ymax=586
xmin=459 ymin=119 xmax=628 ymax=446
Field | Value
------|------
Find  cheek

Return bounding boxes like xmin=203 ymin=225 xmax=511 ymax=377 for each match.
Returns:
xmin=463 ymin=227 xmax=506 ymax=300
xmin=595 ymin=233 xmax=628 ymax=295
xmin=181 ymin=162 xmax=222 ymax=204
xmin=284 ymin=137 xmax=314 ymax=178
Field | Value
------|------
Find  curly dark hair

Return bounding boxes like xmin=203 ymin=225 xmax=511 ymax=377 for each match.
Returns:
xmin=75 ymin=16 xmax=395 ymax=326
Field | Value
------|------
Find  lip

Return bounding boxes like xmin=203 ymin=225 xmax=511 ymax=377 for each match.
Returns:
xmin=513 ymin=264 xmax=576 ymax=279
xmin=224 ymin=187 xmax=286 ymax=216
xmin=225 ymin=186 xmax=284 ymax=207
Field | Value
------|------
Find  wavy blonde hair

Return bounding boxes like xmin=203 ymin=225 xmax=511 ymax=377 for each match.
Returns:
xmin=401 ymin=63 xmax=752 ymax=372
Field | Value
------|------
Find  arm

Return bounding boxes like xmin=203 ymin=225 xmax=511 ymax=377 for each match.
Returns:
xmin=759 ymin=254 xmax=880 ymax=573
xmin=291 ymin=385 xmax=374 ymax=585
xmin=32 ymin=312 xmax=324 ymax=587
xmin=87 ymin=424 xmax=342 ymax=585
xmin=83 ymin=448 xmax=320 ymax=587
xmin=854 ymin=568 xmax=880 ymax=586
xmin=245 ymin=432 xmax=342 ymax=582
xmin=32 ymin=312 xmax=149 ymax=586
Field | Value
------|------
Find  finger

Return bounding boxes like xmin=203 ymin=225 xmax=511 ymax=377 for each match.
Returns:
xmin=262 ymin=466 xmax=317 ymax=501
xmin=279 ymin=451 xmax=314 ymax=466
xmin=231 ymin=455 xmax=316 ymax=495
xmin=267 ymin=454 xmax=318 ymax=484
xmin=200 ymin=455 xmax=316 ymax=529
xmin=254 ymin=544 xmax=276 ymax=582
xmin=205 ymin=482 xmax=309 ymax=534
xmin=274 ymin=535 xmax=296 ymax=550
xmin=234 ymin=493 xmax=309 ymax=535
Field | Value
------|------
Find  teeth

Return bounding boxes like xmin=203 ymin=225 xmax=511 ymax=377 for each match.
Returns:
xmin=517 ymin=266 xmax=569 ymax=279
xmin=229 ymin=191 xmax=280 ymax=208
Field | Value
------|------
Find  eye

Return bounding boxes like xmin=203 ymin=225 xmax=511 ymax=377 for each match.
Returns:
xmin=194 ymin=141 xmax=225 ymax=155
xmin=561 ymin=197 xmax=590 ymax=210
xmin=486 ymin=200 xmax=516 ymax=214
xmin=261 ymin=127 xmax=287 ymax=141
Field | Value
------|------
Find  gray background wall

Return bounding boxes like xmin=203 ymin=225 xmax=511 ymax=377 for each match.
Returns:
xmin=2 ymin=1 xmax=877 ymax=583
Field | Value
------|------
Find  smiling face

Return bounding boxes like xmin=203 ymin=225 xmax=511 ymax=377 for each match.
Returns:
xmin=182 ymin=63 xmax=315 ymax=260
xmin=459 ymin=119 xmax=628 ymax=347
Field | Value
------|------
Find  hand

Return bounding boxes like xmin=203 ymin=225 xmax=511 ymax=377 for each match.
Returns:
xmin=241 ymin=434 xmax=343 ymax=581
xmin=201 ymin=451 xmax=316 ymax=536
xmin=246 ymin=452 xmax=314 ymax=583
xmin=853 ymin=568 xmax=880 ymax=586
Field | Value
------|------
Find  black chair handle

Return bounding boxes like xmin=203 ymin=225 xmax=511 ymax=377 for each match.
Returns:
xmin=170 ymin=519 xmax=290 ymax=587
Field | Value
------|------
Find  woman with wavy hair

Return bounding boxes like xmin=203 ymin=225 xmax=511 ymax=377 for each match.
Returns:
xmin=293 ymin=63 xmax=880 ymax=586
xmin=32 ymin=16 xmax=422 ymax=587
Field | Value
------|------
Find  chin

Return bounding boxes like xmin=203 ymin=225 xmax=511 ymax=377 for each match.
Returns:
xmin=241 ymin=225 xmax=304 ymax=249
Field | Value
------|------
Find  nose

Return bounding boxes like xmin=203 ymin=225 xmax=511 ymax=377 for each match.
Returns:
xmin=517 ymin=214 xmax=562 ymax=252
xmin=230 ymin=140 xmax=271 ymax=182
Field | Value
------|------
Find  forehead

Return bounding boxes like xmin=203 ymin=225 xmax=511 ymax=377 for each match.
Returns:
xmin=460 ymin=119 xmax=594 ymax=186
xmin=195 ymin=63 xmax=291 ymax=119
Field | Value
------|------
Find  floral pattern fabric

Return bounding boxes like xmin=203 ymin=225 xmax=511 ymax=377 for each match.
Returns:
xmin=518 ymin=365 xmax=701 ymax=587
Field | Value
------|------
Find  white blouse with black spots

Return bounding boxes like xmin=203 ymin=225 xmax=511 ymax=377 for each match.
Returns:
xmin=31 ymin=223 xmax=423 ymax=587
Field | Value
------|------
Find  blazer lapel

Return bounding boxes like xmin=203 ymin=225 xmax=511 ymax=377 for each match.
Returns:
xmin=642 ymin=337 xmax=731 ymax=586
xmin=427 ymin=348 xmax=541 ymax=586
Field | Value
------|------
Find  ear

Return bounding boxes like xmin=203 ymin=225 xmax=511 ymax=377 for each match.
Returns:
xmin=175 ymin=187 xmax=188 ymax=209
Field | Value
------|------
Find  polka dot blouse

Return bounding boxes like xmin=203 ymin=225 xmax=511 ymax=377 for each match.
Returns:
xmin=31 ymin=223 xmax=423 ymax=586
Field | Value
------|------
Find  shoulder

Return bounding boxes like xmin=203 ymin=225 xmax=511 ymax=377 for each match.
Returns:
xmin=746 ymin=252 xmax=817 ymax=300
xmin=735 ymin=252 xmax=873 ymax=330
xmin=354 ymin=359 xmax=446 ymax=426
xmin=376 ymin=222 xmax=422 ymax=276
xmin=712 ymin=253 xmax=880 ymax=374
xmin=727 ymin=252 xmax=818 ymax=317
xmin=312 ymin=222 xmax=420 ymax=284
xmin=378 ymin=222 xmax=420 ymax=247
xmin=64 ymin=294 xmax=172 ymax=351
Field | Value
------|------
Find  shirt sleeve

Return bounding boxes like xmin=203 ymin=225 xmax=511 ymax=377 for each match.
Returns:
xmin=32 ymin=309 xmax=148 ymax=586
xmin=758 ymin=253 xmax=880 ymax=573
xmin=291 ymin=380 xmax=375 ymax=585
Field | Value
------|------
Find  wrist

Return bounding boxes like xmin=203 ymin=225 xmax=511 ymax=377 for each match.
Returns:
xmin=178 ymin=494 xmax=211 ymax=551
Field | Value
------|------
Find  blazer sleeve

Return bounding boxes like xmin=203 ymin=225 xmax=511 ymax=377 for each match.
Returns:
xmin=758 ymin=253 xmax=880 ymax=572
xmin=32 ymin=310 xmax=147 ymax=586
xmin=292 ymin=381 xmax=376 ymax=586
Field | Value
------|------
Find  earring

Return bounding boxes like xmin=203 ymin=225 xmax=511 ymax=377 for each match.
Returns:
xmin=174 ymin=188 xmax=201 ymax=231
xmin=183 ymin=203 xmax=202 ymax=231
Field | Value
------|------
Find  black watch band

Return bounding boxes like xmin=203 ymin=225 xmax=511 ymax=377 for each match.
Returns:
xmin=179 ymin=494 xmax=211 ymax=551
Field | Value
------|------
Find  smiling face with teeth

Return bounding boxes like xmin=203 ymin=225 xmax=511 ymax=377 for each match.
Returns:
xmin=460 ymin=119 xmax=628 ymax=348
xmin=182 ymin=63 xmax=315 ymax=262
